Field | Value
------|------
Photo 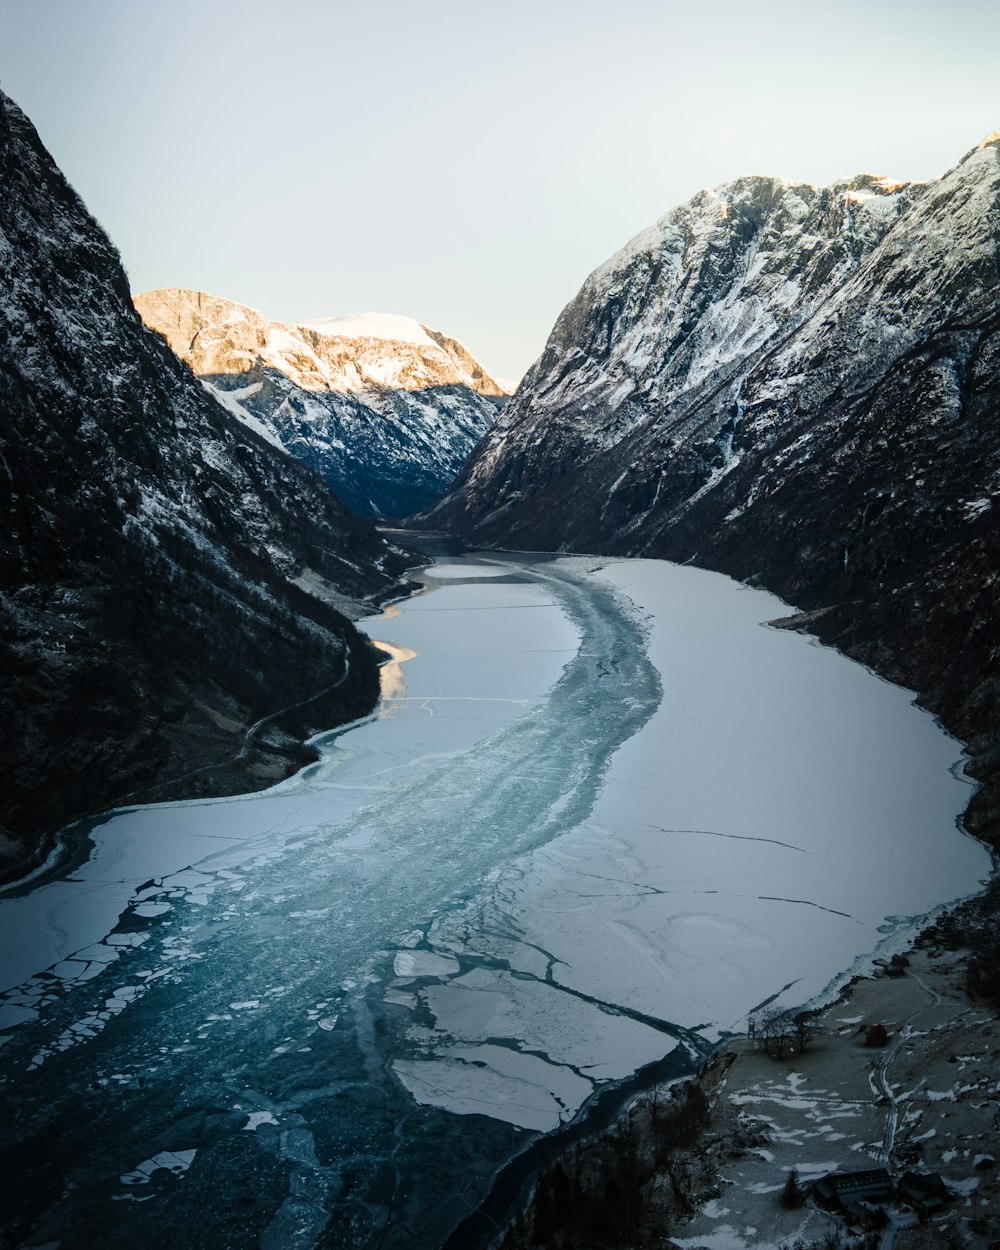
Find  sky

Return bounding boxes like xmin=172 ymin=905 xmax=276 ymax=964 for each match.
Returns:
xmin=1 ymin=0 xmax=998 ymax=382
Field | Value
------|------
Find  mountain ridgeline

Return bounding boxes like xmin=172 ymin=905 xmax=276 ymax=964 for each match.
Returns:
xmin=0 ymin=92 xmax=416 ymax=877
xmin=134 ymin=291 xmax=508 ymax=518
xmin=425 ymin=133 xmax=1000 ymax=847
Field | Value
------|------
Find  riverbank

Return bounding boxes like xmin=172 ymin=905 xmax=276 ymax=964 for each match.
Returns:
xmin=1 ymin=553 xmax=991 ymax=1250
xmin=0 ymin=628 xmax=392 ymax=892
xmin=492 ymin=884 xmax=1000 ymax=1250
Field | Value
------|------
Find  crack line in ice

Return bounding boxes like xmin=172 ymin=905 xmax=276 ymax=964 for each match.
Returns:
xmin=642 ymin=823 xmax=812 ymax=853
xmin=757 ymin=895 xmax=854 ymax=918
xmin=472 ymin=930 xmax=574 ymax=979
xmin=386 ymin=696 xmax=533 ymax=704
xmin=474 ymin=1035 xmax=595 ymax=1085
xmin=554 ymin=867 xmax=668 ymax=897
xmin=505 ymin=964 xmax=713 ymax=1056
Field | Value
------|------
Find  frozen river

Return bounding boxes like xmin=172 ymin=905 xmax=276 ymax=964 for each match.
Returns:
xmin=0 ymin=554 xmax=989 ymax=1249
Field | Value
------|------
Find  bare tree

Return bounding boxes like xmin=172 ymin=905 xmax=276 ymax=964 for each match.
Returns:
xmin=751 ymin=1006 xmax=821 ymax=1057
xmin=792 ymin=1011 xmax=821 ymax=1052
xmin=751 ymin=1007 xmax=795 ymax=1058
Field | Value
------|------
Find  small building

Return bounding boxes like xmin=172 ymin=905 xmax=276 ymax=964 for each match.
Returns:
xmin=845 ymin=1200 xmax=886 ymax=1232
xmin=897 ymin=1170 xmax=951 ymax=1219
xmin=813 ymin=1168 xmax=893 ymax=1211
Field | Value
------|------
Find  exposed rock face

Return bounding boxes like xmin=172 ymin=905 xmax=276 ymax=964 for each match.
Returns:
xmin=0 ymin=92 xmax=416 ymax=877
xmin=134 ymin=291 xmax=508 ymax=517
xmin=427 ymin=134 xmax=1000 ymax=846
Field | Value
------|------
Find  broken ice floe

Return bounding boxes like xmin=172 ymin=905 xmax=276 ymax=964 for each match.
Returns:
xmin=120 ymin=1148 xmax=197 ymax=1185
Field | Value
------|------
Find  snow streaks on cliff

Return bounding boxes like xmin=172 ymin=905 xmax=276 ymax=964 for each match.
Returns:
xmin=426 ymin=129 xmax=1000 ymax=850
xmin=0 ymin=91 xmax=414 ymax=868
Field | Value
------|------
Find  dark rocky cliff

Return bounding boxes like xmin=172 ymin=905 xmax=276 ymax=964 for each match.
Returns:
xmin=426 ymin=134 xmax=1000 ymax=849
xmin=0 ymin=92 xmax=416 ymax=879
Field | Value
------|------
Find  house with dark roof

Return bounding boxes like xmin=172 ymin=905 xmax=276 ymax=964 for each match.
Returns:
xmin=897 ymin=1170 xmax=952 ymax=1219
xmin=812 ymin=1168 xmax=893 ymax=1211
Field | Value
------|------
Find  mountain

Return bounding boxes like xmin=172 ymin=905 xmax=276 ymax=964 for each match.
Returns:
xmin=0 ymin=91 xmax=416 ymax=879
xmin=426 ymin=133 xmax=1000 ymax=848
xmin=134 ymin=290 xmax=508 ymax=517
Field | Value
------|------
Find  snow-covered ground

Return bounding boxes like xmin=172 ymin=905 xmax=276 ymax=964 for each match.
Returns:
xmin=0 ymin=556 xmax=987 ymax=1249
xmin=671 ymin=944 xmax=1000 ymax=1250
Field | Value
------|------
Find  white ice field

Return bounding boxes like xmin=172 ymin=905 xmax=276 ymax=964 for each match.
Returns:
xmin=0 ymin=555 xmax=987 ymax=1127
xmin=0 ymin=555 xmax=988 ymax=1250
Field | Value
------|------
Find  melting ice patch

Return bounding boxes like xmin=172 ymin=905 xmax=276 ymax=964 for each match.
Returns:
xmin=120 ymin=1149 xmax=197 ymax=1185
xmin=392 ymin=950 xmax=460 ymax=978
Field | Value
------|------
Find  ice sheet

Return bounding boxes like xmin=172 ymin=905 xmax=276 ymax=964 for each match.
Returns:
xmin=381 ymin=558 xmax=986 ymax=1130
xmin=0 ymin=553 xmax=987 ymax=1250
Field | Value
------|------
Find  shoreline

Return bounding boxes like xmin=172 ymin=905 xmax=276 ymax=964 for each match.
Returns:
xmin=669 ymin=900 xmax=1000 ymax=1250
xmin=3 ymin=542 xmax=994 ymax=1248
xmin=486 ymin=883 xmax=1000 ymax=1250
xmin=0 ymin=630 xmax=408 ymax=900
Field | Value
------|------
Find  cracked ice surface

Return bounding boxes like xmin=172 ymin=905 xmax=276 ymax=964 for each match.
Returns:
xmin=0 ymin=555 xmax=987 ymax=1250
xmin=403 ymin=561 xmax=986 ymax=1135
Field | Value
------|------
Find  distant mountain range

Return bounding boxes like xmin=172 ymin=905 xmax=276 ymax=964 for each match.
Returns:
xmin=135 ymin=290 xmax=508 ymax=517
xmin=0 ymin=91 xmax=416 ymax=878
xmin=425 ymin=131 xmax=1000 ymax=850
xmin=5 ymin=71 xmax=999 ymax=882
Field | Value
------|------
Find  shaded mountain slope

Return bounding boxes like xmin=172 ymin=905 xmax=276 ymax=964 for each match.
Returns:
xmin=134 ymin=291 xmax=508 ymax=517
xmin=426 ymin=133 xmax=1000 ymax=847
xmin=0 ymin=92 xmax=415 ymax=878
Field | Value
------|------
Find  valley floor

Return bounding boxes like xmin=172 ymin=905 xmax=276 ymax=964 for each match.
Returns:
xmin=671 ymin=934 xmax=1000 ymax=1250
xmin=497 ymin=917 xmax=1000 ymax=1250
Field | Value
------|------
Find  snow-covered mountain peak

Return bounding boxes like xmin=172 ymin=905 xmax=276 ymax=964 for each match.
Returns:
xmin=499 ymin=165 xmax=928 ymax=442
xmin=424 ymin=130 xmax=1000 ymax=559
xmin=136 ymin=289 xmax=508 ymax=398
xmin=135 ymin=287 xmax=507 ymax=516
xmin=298 ymin=311 xmax=436 ymax=348
xmin=134 ymin=288 xmax=271 ymax=379
xmin=0 ymin=88 xmax=414 ymax=859
xmin=429 ymin=126 xmax=999 ymax=534
xmin=589 ymin=169 xmax=918 ymax=291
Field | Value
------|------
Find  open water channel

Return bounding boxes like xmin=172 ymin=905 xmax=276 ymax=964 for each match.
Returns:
xmin=0 ymin=554 xmax=989 ymax=1249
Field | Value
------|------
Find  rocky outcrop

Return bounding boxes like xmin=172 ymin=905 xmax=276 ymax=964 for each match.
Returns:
xmin=135 ymin=291 xmax=508 ymax=517
xmin=426 ymin=133 xmax=1000 ymax=847
xmin=0 ymin=92 xmax=416 ymax=879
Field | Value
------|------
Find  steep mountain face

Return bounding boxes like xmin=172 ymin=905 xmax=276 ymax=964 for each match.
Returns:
xmin=134 ymin=291 xmax=508 ymax=517
xmin=0 ymin=92 xmax=416 ymax=878
xmin=428 ymin=134 xmax=1000 ymax=846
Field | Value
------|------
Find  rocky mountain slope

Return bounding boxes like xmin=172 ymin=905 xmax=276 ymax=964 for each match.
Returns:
xmin=426 ymin=132 xmax=1000 ymax=848
xmin=0 ymin=91 xmax=416 ymax=879
xmin=134 ymin=290 xmax=508 ymax=517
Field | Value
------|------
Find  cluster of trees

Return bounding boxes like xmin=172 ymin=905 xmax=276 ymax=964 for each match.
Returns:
xmin=499 ymin=1080 xmax=713 ymax=1249
xmin=966 ymin=929 xmax=1000 ymax=1008
xmin=749 ymin=1007 xmax=820 ymax=1058
xmin=928 ymin=880 xmax=1000 ymax=1012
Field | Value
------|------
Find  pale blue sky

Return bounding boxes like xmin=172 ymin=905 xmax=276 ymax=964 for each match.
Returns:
xmin=1 ymin=0 xmax=997 ymax=380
